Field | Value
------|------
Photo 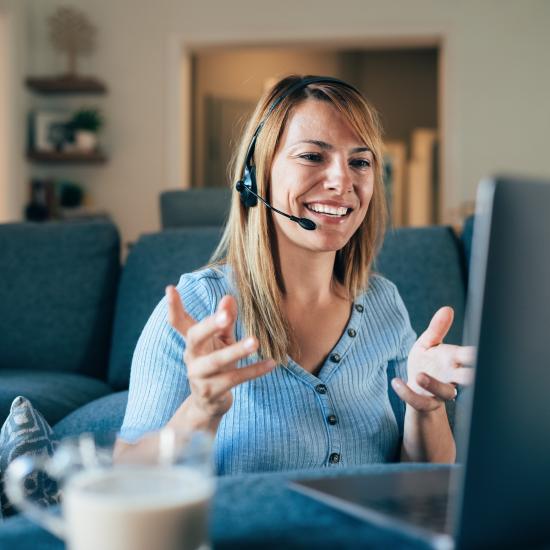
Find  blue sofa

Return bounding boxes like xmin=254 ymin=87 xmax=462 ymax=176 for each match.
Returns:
xmin=0 ymin=220 xmax=470 ymax=439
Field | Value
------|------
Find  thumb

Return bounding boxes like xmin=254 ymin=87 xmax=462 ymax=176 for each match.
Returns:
xmin=417 ymin=306 xmax=454 ymax=349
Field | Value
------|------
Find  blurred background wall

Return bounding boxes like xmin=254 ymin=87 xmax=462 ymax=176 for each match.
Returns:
xmin=1 ymin=0 xmax=549 ymax=247
xmin=0 ymin=0 xmax=27 ymax=224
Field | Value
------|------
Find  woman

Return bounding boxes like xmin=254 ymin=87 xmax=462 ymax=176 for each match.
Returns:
xmin=118 ymin=75 xmax=473 ymax=472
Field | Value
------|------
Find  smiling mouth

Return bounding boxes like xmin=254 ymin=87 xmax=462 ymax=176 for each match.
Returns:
xmin=305 ymin=203 xmax=353 ymax=218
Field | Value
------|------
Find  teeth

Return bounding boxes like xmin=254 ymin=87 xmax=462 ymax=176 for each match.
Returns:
xmin=307 ymin=203 xmax=349 ymax=216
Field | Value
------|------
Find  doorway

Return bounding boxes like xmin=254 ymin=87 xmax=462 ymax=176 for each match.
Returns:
xmin=185 ymin=44 xmax=441 ymax=226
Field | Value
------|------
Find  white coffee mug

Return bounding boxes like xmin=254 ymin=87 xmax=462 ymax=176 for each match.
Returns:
xmin=5 ymin=430 xmax=214 ymax=550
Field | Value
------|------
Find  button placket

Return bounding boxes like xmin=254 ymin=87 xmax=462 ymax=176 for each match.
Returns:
xmin=312 ymin=383 xmax=341 ymax=466
xmin=319 ymin=388 xmax=342 ymax=467
xmin=323 ymin=298 xmax=365 ymax=376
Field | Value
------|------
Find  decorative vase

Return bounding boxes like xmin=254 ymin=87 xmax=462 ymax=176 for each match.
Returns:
xmin=75 ymin=130 xmax=97 ymax=152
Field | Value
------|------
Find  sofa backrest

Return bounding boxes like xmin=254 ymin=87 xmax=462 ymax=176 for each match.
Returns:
xmin=109 ymin=224 xmax=468 ymax=390
xmin=108 ymin=227 xmax=223 ymax=389
xmin=160 ymin=188 xmax=231 ymax=229
xmin=375 ymin=226 xmax=468 ymax=344
xmin=0 ymin=221 xmax=120 ymax=379
xmin=461 ymin=215 xmax=475 ymax=275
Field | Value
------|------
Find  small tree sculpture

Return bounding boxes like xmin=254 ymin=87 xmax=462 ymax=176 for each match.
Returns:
xmin=48 ymin=6 xmax=96 ymax=77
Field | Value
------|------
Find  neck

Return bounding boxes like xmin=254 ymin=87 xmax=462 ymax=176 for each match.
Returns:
xmin=277 ymin=236 xmax=345 ymax=306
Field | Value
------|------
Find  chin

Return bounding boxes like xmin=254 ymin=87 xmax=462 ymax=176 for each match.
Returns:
xmin=303 ymin=234 xmax=351 ymax=253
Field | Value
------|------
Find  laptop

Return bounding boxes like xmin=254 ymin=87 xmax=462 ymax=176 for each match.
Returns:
xmin=290 ymin=176 xmax=550 ymax=549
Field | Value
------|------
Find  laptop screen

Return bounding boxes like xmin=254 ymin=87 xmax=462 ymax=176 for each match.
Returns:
xmin=454 ymin=176 xmax=550 ymax=548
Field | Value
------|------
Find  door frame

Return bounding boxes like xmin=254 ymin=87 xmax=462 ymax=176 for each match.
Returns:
xmin=165 ymin=28 xmax=456 ymax=223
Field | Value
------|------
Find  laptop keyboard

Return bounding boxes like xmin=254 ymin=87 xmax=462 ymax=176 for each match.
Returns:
xmin=367 ymin=493 xmax=450 ymax=532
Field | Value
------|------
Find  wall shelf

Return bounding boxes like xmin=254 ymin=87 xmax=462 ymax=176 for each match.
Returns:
xmin=27 ymin=150 xmax=108 ymax=164
xmin=23 ymin=74 xmax=109 ymax=220
xmin=25 ymin=75 xmax=107 ymax=95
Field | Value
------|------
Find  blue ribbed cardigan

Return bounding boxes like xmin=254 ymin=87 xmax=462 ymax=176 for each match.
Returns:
xmin=120 ymin=265 xmax=417 ymax=474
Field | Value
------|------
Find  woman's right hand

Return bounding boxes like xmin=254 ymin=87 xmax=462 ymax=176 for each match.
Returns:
xmin=165 ymin=286 xmax=276 ymax=428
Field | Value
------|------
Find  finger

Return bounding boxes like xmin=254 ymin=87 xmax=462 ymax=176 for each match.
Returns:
xmin=185 ymin=310 xmax=233 ymax=352
xmin=417 ymin=306 xmax=454 ymax=349
xmin=206 ymin=359 xmax=277 ymax=399
xmin=166 ymin=286 xmax=197 ymax=337
xmin=450 ymin=366 xmax=475 ymax=386
xmin=453 ymin=346 xmax=476 ymax=366
xmin=215 ymin=295 xmax=238 ymax=346
xmin=189 ymin=337 xmax=259 ymax=377
xmin=416 ymin=373 xmax=457 ymax=401
xmin=391 ymin=378 xmax=441 ymax=412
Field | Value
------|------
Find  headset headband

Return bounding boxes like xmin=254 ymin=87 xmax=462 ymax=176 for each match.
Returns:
xmin=243 ymin=76 xmax=361 ymax=170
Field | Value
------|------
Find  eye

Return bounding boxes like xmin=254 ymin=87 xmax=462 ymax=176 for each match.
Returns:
xmin=298 ymin=153 xmax=323 ymax=163
xmin=350 ymin=158 xmax=372 ymax=169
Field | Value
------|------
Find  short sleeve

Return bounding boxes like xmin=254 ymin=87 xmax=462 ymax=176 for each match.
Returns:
xmin=119 ymin=272 xmax=217 ymax=442
xmin=391 ymin=282 xmax=417 ymax=377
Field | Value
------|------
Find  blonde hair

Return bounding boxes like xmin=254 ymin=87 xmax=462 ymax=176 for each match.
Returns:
xmin=211 ymin=75 xmax=387 ymax=364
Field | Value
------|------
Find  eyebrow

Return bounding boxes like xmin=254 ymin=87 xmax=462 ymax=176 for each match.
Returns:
xmin=291 ymin=139 xmax=372 ymax=154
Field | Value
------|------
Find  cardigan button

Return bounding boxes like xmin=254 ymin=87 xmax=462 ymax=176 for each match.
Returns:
xmin=347 ymin=328 xmax=356 ymax=337
xmin=329 ymin=453 xmax=341 ymax=464
xmin=355 ymin=304 xmax=364 ymax=313
xmin=327 ymin=415 xmax=338 ymax=425
xmin=329 ymin=353 xmax=341 ymax=363
xmin=315 ymin=384 xmax=327 ymax=395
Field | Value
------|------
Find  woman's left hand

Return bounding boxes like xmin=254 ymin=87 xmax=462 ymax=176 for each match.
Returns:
xmin=392 ymin=306 xmax=476 ymax=412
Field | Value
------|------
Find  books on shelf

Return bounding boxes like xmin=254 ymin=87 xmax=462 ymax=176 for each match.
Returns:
xmin=383 ymin=141 xmax=407 ymax=227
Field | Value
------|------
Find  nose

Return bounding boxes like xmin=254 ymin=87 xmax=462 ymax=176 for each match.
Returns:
xmin=324 ymin=157 xmax=353 ymax=194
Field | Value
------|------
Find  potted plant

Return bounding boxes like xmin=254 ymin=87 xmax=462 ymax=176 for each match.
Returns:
xmin=71 ymin=108 xmax=103 ymax=152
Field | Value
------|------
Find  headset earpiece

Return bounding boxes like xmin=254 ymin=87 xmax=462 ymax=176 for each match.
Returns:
xmin=237 ymin=164 xmax=258 ymax=208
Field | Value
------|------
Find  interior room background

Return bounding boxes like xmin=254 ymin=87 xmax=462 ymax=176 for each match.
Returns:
xmin=0 ymin=0 xmax=549 ymax=250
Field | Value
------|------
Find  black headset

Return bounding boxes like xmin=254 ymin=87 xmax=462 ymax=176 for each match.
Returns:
xmin=234 ymin=76 xmax=361 ymax=231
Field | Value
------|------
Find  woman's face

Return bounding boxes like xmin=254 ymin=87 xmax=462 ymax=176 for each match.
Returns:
xmin=269 ymin=99 xmax=375 ymax=255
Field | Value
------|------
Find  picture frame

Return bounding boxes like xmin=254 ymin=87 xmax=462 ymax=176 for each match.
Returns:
xmin=29 ymin=110 xmax=73 ymax=152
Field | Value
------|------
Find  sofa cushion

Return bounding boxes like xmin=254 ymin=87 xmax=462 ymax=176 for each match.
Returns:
xmin=108 ymin=227 xmax=222 ymax=390
xmin=0 ymin=221 xmax=120 ymax=379
xmin=375 ymin=226 xmax=468 ymax=345
xmin=0 ymin=371 xmax=112 ymax=427
xmin=54 ymin=391 xmax=128 ymax=438
xmin=0 ymin=396 xmax=60 ymax=518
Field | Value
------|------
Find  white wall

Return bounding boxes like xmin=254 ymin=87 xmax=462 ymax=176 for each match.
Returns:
xmin=0 ymin=9 xmax=8 ymax=219
xmin=15 ymin=0 xmax=550 ymax=245
xmin=0 ymin=0 xmax=27 ymax=223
